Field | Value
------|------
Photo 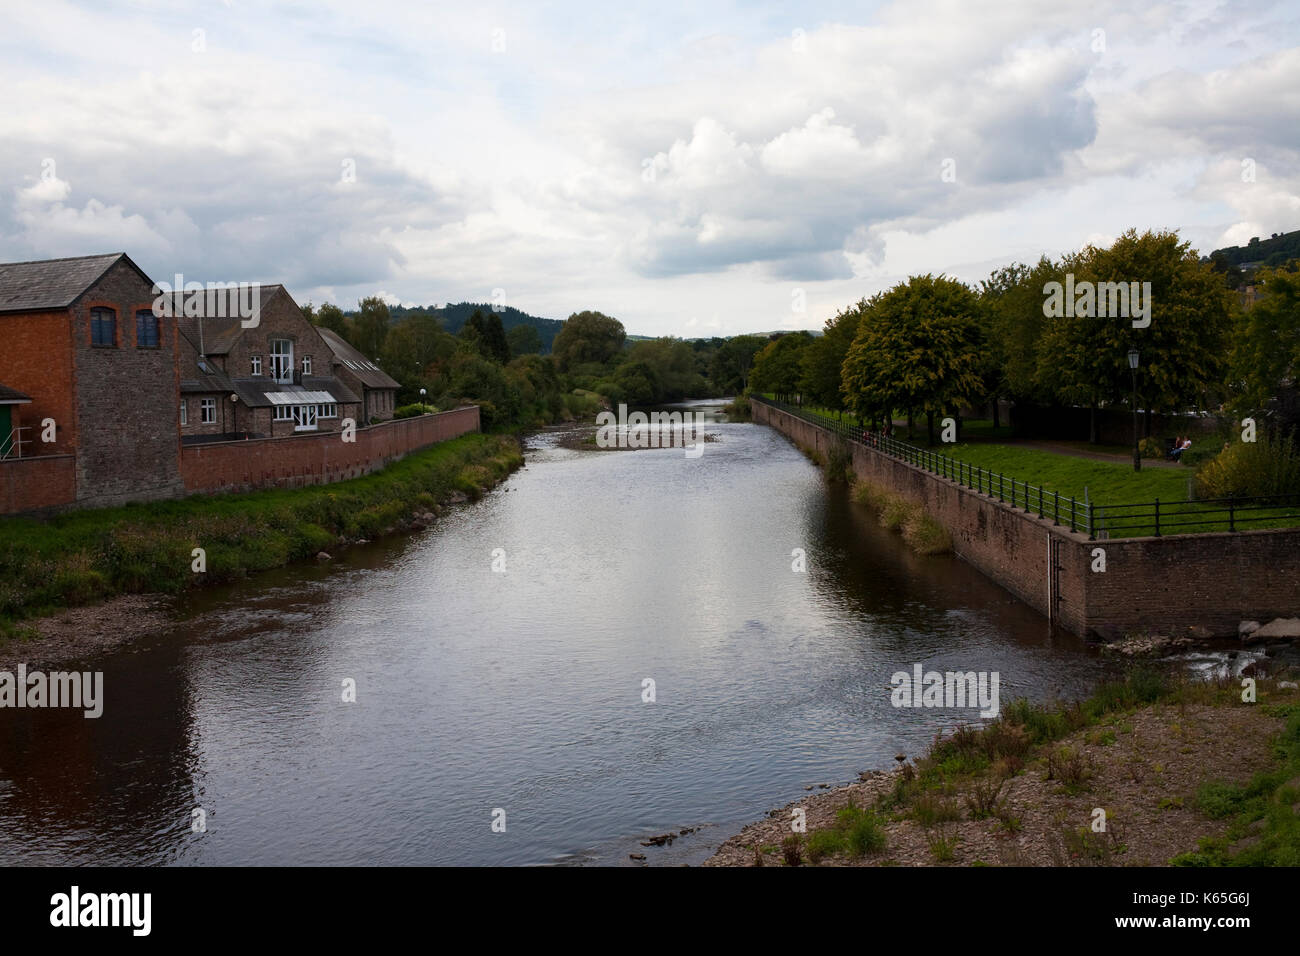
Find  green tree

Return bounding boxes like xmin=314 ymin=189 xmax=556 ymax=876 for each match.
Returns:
xmin=625 ymin=338 xmax=706 ymax=401
xmin=708 ymin=335 xmax=766 ymax=394
xmin=380 ymin=312 xmax=458 ymax=404
xmin=353 ymin=296 xmax=391 ymax=359
xmin=507 ymin=324 xmax=542 ymax=357
xmin=314 ymin=303 xmax=348 ymax=336
xmin=552 ymin=311 xmax=626 ymax=372
xmin=1232 ymin=266 xmax=1300 ymax=420
xmin=799 ymin=303 xmax=864 ymax=414
xmin=1036 ymin=228 xmax=1230 ymax=441
xmin=750 ymin=332 xmax=813 ymax=403
xmin=841 ymin=276 xmax=985 ymax=442
xmin=610 ymin=361 xmax=660 ymax=405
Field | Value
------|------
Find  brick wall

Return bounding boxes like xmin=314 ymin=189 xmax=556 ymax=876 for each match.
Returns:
xmin=181 ymin=405 xmax=481 ymax=493
xmin=754 ymin=400 xmax=1300 ymax=639
xmin=0 ymin=309 xmax=76 ymax=456
xmin=0 ymin=455 xmax=77 ymax=513
xmin=71 ymin=259 xmax=183 ymax=507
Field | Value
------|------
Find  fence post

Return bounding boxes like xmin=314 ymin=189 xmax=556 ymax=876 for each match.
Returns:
xmin=1228 ymin=498 xmax=1234 ymax=533
xmin=1088 ymin=502 xmax=1095 ymax=540
xmin=1154 ymin=499 xmax=1161 ymax=536
xmin=1038 ymin=486 xmax=1044 ymax=519
xmin=1053 ymin=491 xmax=1060 ymax=526
xmin=1069 ymin=496 xmax=1076 ymax=533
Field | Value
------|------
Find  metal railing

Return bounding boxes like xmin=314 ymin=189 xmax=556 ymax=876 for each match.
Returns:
xmin=751 ymin=396 xmax=1300 ymax=539
xmin=1 ymin=426 xmax=31 ymax=460
xmin=1092 ymin=494 xmax=1300 ymax=537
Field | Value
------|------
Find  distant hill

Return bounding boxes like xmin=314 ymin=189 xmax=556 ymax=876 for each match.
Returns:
xmin=346 ymin=301 xmax=566 ymax=353
xmin=1205 ymin=229 xmax=1300 ymax=269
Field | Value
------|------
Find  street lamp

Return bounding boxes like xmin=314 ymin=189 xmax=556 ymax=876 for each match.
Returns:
xmin=1128 ymin=348 xmax=1141 ymax=472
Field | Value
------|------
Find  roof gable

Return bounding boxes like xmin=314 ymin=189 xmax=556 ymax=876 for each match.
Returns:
xmin=0 ymin=252 xmax=154 ymax=314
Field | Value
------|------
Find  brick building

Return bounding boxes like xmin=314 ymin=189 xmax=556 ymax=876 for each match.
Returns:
xmin=0 ymin=253 xmax=182 ymax=508
xmin=316 ymin=327 xmax=400 ymax=423
xmin=172 ymin=285 xmax=363 ymax=441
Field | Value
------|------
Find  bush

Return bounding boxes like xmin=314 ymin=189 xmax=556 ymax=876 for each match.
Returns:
xmin=394 ymin=403 xmax=437 ymax=419
xmin=1194 ymin=430 xmax=1300 ymax=498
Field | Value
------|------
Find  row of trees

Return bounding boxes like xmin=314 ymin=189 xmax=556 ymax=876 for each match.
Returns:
xmin=299 ymin=298 xmax=772 ymax=430
xmin=750 ymin=228 xmax=1298 ymax=443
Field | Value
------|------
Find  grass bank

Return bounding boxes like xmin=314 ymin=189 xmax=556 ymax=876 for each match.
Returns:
xmin=0 ymin=432 xmax=523 ymax=638
xmin=708 ymin=667 xmax=1300 ymax=867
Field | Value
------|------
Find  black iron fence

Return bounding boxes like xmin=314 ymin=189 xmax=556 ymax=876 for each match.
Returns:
xmin=750 ymin=395 xmax=1300 ymax=539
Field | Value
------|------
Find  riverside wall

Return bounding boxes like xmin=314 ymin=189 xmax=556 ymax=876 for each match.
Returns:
xmin=753 ymin=399 xmax=1300 ymax=639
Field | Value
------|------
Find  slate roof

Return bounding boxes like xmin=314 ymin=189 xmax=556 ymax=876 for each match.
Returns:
xmin=316 ymin=327 xmax=401 ymax=390
xmin=183 ymin=367 xmax=360 ymax=407
xmin=179 ymin=355 xmax=237 ymax=395
xmin=169 ymin=285 xmax=287 ymax=355
xmin=0 ymin=253 xmax=153 ymax=314
xmin=0 ymin=383 xmax=33 ymax=404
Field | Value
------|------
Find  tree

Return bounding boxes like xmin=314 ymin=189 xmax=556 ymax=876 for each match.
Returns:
xmin=1232 ymin=266 xmax=1300 ymax=424
xmin=841 ymin=275 xmax=985 ymax=442
xmin=624 ymin=338 xmax=706 ymax=401
xmin=314 ymin=303 xmax=348 ymax=336
xmin=799 ymin=303 xmax=863 ymax=414
xmin=709 ymin=335 xmax=767 ymax=394
xmin=979 ymin=258 xmax=1060 ymax=417
xmin=379 ymin=312 xmax=458 ymax=404
xmin=1036 ymin=229 xmax=1231 ymax=441
xmin=552 ymin=311 xmax=626 ymax=372
xmin=750 ymin=333 xmax=813 ymax=403
xmin=460 ymin=308 xmax=510 ymax=363
xmin=507 ymin=324 xmax=542 ymax=357
xmin=611 ymin=361 xmax=660 ymax=405
xmin=353 ymin=296 xmax=391 ymax=359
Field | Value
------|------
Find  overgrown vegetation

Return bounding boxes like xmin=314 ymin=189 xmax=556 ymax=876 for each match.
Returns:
xmin=851 ymin=479 xmax=952 ymax=555
xmin=796 ymin=667 xmax=1300 ymax=866
xmin=1173 ymin=705 xmax=1300 ymax=866
xmin=1195 ymin=429 xmax=1300 ymax=498
xmin=0 ymin=433 xmax=522 ymax=630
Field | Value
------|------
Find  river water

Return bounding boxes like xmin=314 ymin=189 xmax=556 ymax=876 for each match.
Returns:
xmin=1 ymin=399 xmax=1134 ymax=866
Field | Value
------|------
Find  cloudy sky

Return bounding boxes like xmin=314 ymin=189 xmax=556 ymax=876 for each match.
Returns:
xmin=1 ymin=0 xmax=1297 ymax=336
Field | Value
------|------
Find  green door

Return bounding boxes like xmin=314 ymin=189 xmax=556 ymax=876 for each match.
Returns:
xmin=0 ymin=406 xmax=11 ymax=457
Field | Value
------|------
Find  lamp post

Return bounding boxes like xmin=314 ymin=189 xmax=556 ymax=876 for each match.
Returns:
xmin=1128 ymin=348 xmax=1141 ymax=472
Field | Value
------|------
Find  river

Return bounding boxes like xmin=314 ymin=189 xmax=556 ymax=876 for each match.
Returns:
xmin=1 ymin=399 xmax=1130 ymax=866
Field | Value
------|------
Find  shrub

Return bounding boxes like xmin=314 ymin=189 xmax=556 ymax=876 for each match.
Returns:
xmin=394 ymin=403 xmax=437 ymax=419
xmin=781 ymin=834 xmax=802 ymax=866
xmin=804 ymin=828 xmax=844 ymax=863
xmin=1194 ymin=430 xmax=1300 ymax=498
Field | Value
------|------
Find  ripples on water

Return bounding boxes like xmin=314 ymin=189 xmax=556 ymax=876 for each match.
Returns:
xmin=0 ymin=400 xmax=1276 ymax=866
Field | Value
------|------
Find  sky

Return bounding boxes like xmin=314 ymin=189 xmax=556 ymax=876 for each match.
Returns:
xmin=1 ymin=0 xmax=1297 ymax=336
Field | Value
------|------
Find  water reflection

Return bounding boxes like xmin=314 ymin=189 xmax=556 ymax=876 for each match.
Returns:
xmin=2 ymin=400 xmax=1130 ymax=866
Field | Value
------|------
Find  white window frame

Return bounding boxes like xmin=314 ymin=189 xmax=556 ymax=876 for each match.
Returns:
xmin=200 ymin=398 xmax=216 ymax=424
xmin=180 ymin=401 xmax=188 ymax=426
xmin=251 ymin=355 xmax=262 ymax=376
xmin=292 ymin=404 xmax=318 ymax=432
xmin=273 ymin=405 xmax=292 ymax=422
xmin=302 ymin=355 xmax=312 ymax=375
xmin=270 ymin=339 xmax=293 ymax=384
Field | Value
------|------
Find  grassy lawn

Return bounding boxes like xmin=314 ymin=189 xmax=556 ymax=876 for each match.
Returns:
xmin=941 ymin=442 xmax=1189 ymax=505
xmin=755 ymin=397 xmax=1300 ymax=537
